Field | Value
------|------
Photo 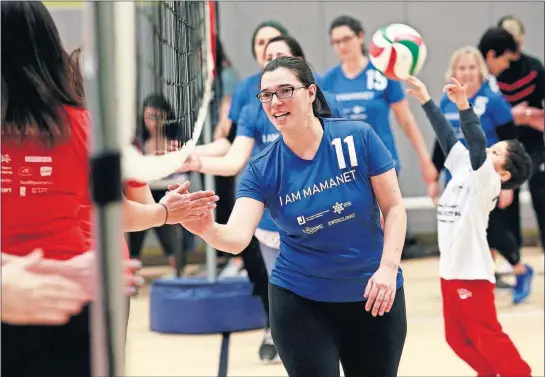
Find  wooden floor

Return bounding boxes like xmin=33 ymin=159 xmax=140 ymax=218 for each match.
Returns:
xmin=126 ymin=247 xmax=544 ymax=377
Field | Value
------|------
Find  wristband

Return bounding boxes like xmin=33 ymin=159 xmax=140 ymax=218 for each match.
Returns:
xmin=159 ymin=203 xmax=169 ymax=225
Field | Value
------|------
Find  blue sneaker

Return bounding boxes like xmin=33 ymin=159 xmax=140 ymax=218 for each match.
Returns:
xmin=513 ymin=265 xmax=534 ymax=304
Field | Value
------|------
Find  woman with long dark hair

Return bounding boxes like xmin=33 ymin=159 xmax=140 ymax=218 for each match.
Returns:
xmin=178 ymin=56 xmax=408 ymax=377
xmin=1 ymin=3 xmax=218 ymax=376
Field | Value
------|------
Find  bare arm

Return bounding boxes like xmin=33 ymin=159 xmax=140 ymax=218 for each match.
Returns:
xmin=197 ymin=136 xmax=255 ymax=176
xmin=391 ymin=100 xmax=437 ymax=183
xmin=124 ymin=183 xmax=155 ymax=204
xmin=371 ymin=169 xmax=407 ymax=270
xmin=193 ymin=138 xmax=232 ymax=157
xmin=199 ymin=197 xmax=263 ymax=254
xmin=123 ymin=197 xmax=167 ymax=232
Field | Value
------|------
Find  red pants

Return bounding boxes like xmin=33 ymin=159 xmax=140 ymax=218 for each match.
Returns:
xmin=441 ymin=279 xmax=531 ymax=377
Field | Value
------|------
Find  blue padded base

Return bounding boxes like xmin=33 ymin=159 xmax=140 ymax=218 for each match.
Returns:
xmin=150 ymin=276 xmax=267 ymax=334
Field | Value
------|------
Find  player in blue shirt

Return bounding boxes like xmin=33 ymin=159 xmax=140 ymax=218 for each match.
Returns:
xmin=322 ymin=15 xmax=437 ymax=184
xmin=181 ymin=36 xmax=346 ymax=275
xmin=429 ymin=46 xmax=534 ymax=303
xmin=180 ymin=57 xmax=408 ymax=377
xmin=202 ymin=20 xmax=289 ymax=363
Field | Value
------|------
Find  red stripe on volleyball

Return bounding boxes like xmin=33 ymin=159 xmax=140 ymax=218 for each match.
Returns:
xmin=384 ymin=46 xmax=398 ymax=79
xmin=369 ymin=41 xmax=384 ymax=58
xmin=392 ymin=34 xmax=423 ymax=46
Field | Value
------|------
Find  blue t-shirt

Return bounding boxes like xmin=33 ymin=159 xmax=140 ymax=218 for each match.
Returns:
xmin=321 ymin=63 xmax=405 ymax=171
xmin=440 ymin=82 xmax=513 ymax=147
xmin=237 ymin=118 xmax=403 ymax=302
xmin=228 ymin=72 xmax=261 ymax=124
xmin=237 ymin=102 xmax=282 ymax=232
xmin=441 ymin=82 xmax=513 ymax=184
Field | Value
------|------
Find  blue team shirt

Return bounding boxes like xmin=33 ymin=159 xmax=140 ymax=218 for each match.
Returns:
xmin=237 ymin=102 xmax=282 ymax=232
xmin=237 ymin=118 xmax=403 ymax=302
xmin=440 ymin=82 xmax=513 ymax=147
xmin=321 ymin=63 xmax=405 ymax=171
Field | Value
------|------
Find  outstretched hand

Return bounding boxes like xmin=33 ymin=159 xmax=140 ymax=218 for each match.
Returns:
xmin=405 ymin=76 xmax=431 ymax=105
xmin=443 ymin=77 xmax=470 ymax=110
xmin=159 ymin=181 xmax=219 ymax=224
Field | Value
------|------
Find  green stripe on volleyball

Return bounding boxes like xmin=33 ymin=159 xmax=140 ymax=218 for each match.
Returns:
xmin=369 ymin=23 xmax=427 ymax=80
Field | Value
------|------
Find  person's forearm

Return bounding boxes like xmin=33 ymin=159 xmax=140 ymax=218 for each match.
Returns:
xmin=199 ymin=155 xmax=245 ymax=177
xmin=123 ymin=200 xmax=167 ymax=232
xmin=459 ymin=105 xmax=486 ymax=171
xmin=200 ymin=223 xmax=250 ymax=254
xmin=379 ymin=204 xmax=407 ymax=270
xmin=431 ymin=139 xmax=445 ymax=175
xmin=422 ymin=100 xmax=458 ymax=156
xmin=1 ymin=253 xmax=20 ymax=265
xmin=194 ymin=138 xmax=231 ymax=157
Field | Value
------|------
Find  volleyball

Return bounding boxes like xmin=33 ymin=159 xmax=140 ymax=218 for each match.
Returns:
xmin=369 ymin=23 xmax=427 ymax=81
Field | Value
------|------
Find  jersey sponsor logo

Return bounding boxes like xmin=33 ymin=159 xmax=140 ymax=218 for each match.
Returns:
xmin=40 ymin=166 xmax=53 ymax=177
xmin=1 ymin=178 xmax=12 ymax=184
xmin=1 ymin=154 xmax=11 ymax=164
xmin=18 ymin=166 xmax=33 ymax=177
xmin=336 ymin=91 xmax=375 ymax=101
xmin=1 ymin=167 xmax=13 ymax=175
xmin=296 ymin=209 xmax=330 ymax=226
xmin=1 ymin=187 xmax=12 ymax=194
xmin=20 ymin=187 xmax=26 ymax=196
xmin=302 ymin=224 xmax=323 ymax=235
xmin=278 ymin=169 xmax=357 ymax=207
xmin=332 ymin=201 xmax=352 ymax=214
xmin=328 ymin=212 xmax=356 ymax=227
xmin=20 ymin=180 xmax=53 ymax=186
xmin=25 ymin=156 xmax=52 ymax=163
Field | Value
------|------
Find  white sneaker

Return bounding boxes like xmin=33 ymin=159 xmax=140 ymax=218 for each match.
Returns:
xmin=498 ymin=260 xmax=514 ymax=275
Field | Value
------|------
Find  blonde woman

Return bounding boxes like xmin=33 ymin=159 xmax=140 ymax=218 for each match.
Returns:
xmin=428 ymin=46 xmax=534 ymax=304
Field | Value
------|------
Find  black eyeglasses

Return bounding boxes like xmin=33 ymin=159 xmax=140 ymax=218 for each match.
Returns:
xmin=256 ymin=86 xmax=307 ymax=103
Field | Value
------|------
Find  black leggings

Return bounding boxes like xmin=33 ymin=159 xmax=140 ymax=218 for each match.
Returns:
xmin=503 ymin=147 xmax=545 ymax=251
xmin=1 ymin=306 xmax=92 ymax=377
xmin=487 ymin=206 xmax=521 ymax=266
xmin=269 ymin=284 xmax=407 ymax=377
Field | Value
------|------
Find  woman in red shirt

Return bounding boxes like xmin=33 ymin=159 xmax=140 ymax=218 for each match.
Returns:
xmin=1 ymin=3 xmax=218 ymax=376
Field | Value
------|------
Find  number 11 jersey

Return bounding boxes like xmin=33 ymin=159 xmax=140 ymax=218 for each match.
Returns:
xmin=237 ymin=118 xmax=404 ymax=302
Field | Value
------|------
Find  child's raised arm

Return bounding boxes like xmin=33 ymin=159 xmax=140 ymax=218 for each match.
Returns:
xmin=406 ymin=77 xmax=458 ymax=156
xmin=444 ymin=78 xmax=486 ymax=171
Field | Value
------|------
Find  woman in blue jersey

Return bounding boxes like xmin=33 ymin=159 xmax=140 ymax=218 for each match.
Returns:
xmin=322 ymin=15 xmax=437 ymax=184
xmin=182 ymin=35 xmax=344 ymax=273
xmin=429 ymin=46 xmax=533 ymax=303
xmin=179 ymin=56 xmax=408 ymax=377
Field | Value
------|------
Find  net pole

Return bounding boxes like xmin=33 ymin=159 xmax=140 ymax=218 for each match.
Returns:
xmin=83 ymin=2 xmax=136 ymax=376
xmin=203 ymin=1 xmax=218 ymax=284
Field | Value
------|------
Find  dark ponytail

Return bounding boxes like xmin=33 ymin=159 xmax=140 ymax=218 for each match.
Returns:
xmin=313 ymin=86 xmax=332 ymax=118
xmin=262 ymin=56 xmax=331 ymax=118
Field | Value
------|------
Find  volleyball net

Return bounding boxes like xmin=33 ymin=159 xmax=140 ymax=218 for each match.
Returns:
xmin=83 ymin=2 xmax=217 ymax=376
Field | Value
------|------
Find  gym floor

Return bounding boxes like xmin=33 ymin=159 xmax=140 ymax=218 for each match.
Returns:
xmin=126 ymin=247 xmax=544 ymax=376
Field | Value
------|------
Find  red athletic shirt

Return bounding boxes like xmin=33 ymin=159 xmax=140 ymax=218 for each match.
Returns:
xmin=1 ymin=106 xmax=132 ymax=261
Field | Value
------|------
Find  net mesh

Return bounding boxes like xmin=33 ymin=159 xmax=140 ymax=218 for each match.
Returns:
xmin=135 ymin=1 xmax=213 ymax=153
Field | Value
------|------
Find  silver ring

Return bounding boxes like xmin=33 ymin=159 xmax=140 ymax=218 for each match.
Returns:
xmin=526 ymin=109 xmax=532 ymax=117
